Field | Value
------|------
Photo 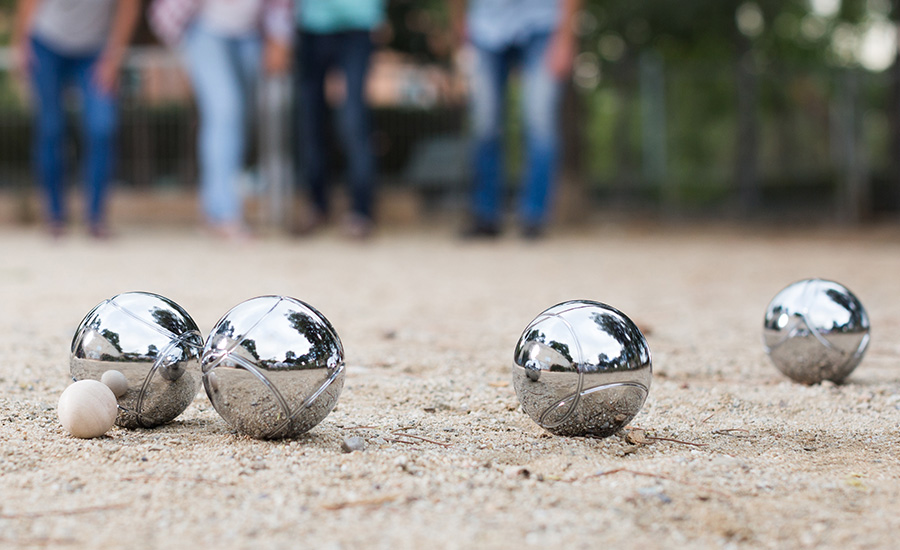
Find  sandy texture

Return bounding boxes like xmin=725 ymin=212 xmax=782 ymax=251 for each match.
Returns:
xmin=1 ymin=221 xmax=899 ymax=549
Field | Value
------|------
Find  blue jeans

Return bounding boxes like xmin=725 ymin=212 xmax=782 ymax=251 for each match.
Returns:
xmin=296 ymin=30 xmax=375 ymax=220
xmin=29 ymin=36 xmax=117 ymax=227
xmin=469 ymin=32 xmax=562 ymax=227
xmin=182 ymin=23 xmax=261 ymax=225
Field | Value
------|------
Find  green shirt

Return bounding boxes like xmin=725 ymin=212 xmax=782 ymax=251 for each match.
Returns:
xmin=297 ymin=0 xmax=385 ymax=33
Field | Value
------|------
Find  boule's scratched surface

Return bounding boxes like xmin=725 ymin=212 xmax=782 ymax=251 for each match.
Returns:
xmin=763 ymin=278 xmax=870 ymax=384
xmin=513 ymin=300 xmax=651 ymax=437
xmin=1 ymin=222 xmax=899 ymax=549
xmin=202 ymin=295 xmax=345 ymax=439
xmin=70 ymin=292 xmax=204 ymax=429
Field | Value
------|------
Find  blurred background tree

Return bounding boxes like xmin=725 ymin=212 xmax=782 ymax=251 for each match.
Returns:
xmin=378 ymin=0 xmax=898 ymax=219
xmin=0 ymin=0 xmax=897 ymax=221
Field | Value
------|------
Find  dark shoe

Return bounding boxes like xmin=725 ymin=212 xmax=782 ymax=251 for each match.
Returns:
xmin=520 ymin=223 xmax=545 ymax=240
xmin=342 ymin=213 xmax=374 ymax=240
xmin=460 ymin=220 xmax=501 ymax=239
xmin=47 ymin=220 xmax=66 ymax=239
xmin=290 ymin=208 xmax=326 ymax=237
xmin=88 ymin=223 xmax=113 ymax=240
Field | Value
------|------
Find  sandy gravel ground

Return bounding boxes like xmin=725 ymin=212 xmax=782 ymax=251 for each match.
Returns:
xmin=1 ymin=219 xmax=899 ymax=549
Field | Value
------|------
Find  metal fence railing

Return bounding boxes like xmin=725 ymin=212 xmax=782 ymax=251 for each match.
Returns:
xmin=0 ymin=46 xmax=897 ymax=224
xmin=0 ymin=46 xmax=471 ymax=226
xmin=0 ymin=47 xmax=203 ymax=212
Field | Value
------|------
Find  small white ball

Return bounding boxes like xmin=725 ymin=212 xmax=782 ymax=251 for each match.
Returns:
xmin=100 ymin=369 xmax=129 ymax=398
xmin=58 ymin=380 xmax=118 ymax=438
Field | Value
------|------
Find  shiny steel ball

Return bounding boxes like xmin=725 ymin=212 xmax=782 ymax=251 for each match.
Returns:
xmin=202 ymin=296 xmax=345 ymax=439
xmin=70 ymin=292 xmax=203 ymax=428
xmin=513 ymin=300 xmax=652 ymax=437
xmin=763 ymin=278 xmax=870 ymax=384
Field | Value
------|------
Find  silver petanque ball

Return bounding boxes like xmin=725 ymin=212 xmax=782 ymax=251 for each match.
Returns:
xmin=513 ymin=300 xmax=652 ymax=438
xmin=202 ymin=296 xmax=345 ymax=439
xmin=763 ymin=278 xmax=870 ymax=385
xmin=70 ymin=292 xmax=203 ymax=428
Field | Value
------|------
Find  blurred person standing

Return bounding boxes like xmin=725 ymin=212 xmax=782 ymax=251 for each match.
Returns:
xmin=12 ymin=0 xmax=140 ymax=238
xmin=293 ymin=0 xmax=384 ymax=239
xmin=450 ymin=0 xmax=580 ymax=239
xmin=150 ymin=0 xmax=292 ymax=240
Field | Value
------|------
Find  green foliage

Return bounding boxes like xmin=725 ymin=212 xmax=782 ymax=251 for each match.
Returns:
xmin=384 ymin=0 xmax=454 ymax=63
xmin=583 ymin=0 xmax=875 ymax=65
xmin=571 ymin=0 xmax=898 ymax=203
xmin=0 ymin=1 xmax=16 ymax=45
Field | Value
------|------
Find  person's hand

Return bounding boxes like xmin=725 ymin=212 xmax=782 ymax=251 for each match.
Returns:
xmin=264 ymin=39 xmax=291 ymax=75
xmin=93 ymin=52 xmax=123 ymax=94
xmin=448 ymin=0 xmax=468 ymax=51
xmin=545 ymin=30 xmax=576 ymax=80
xmin=11 ymin=36 xmax=32 ymax=76
xmin=451 ymin=19 xmax=468 ymax=51
xmin=10 ymin=37 xmax=33 ymax=102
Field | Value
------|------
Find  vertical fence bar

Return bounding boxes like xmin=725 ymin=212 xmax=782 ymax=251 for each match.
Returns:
xmin=259 ymin=75 xmax=293 ymax=231
xmin=835 ymin=69 xmax=869 ymax=223
xmin=735 ymin=52 xmax=760 ymax=215
xmin=639 ymin=52 xmax=668 ymax=207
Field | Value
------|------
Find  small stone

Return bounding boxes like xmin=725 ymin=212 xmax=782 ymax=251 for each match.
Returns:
xmin=341 ymin=436 xmax=366 ymax=453
xmin=625 ymin=429 xmax=647 ymax=445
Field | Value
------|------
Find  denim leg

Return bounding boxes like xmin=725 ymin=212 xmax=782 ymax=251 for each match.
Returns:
xmin=74 ymin=53 xmax=117 ymax=226
xmin=297 ymin=32 xmax=332 ymax=216
xmin=232 ymin=33 xmax=263 ymax=151
xmin=182 ymin=25 xmax=248 ymax=224
xmin=519 ymin=33 xmax=562 ymax=227
xmin=469 ymin=45 xmax=508 ymax=225
xmin=28 ymin=38 xmax=67 ymax=224
xmin=336 ymin=31 xmax=375 ymax=220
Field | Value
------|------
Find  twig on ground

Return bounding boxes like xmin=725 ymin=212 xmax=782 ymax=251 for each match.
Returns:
xmin=590 ymin=468 xmax=730 ymax=498
xmin=0 ymin=502 xmax=128 ymax=520
xmin=390 ymin=432 xmax=451 ymax=447
xmin=0 ymin=537 xmax=78 ymax=546
xmin=700 ymin=413 xmax=717 ymax=423
xmin=321 ymin=494 xmax=404 ymax=510
xmin=118 ymin=474 xmax=232 ymax=486
xmin=645 ymin=436 xmax=707 ymax=448
xmin=385 ymin=437 xmax=418 ymax=445
xmin=711 ymin=428 xmax=750 ymax=437
xmin=343 ymin=425 xmax=378 ymax=430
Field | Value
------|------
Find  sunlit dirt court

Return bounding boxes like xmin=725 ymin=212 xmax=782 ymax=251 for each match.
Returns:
xmin=1 ymin=219 xmax=899 ymax=549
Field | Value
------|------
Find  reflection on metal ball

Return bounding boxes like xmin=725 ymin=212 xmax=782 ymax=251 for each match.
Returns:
xmin=70 ymin=292 xmax=203 ymax=428
xmin=763 ymin=278 xmax=870 ymax=385
xmin=513 ymin=300 xmax=652 ymax=438
xmin=202 ymin=296 xmax=345 ymax=439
